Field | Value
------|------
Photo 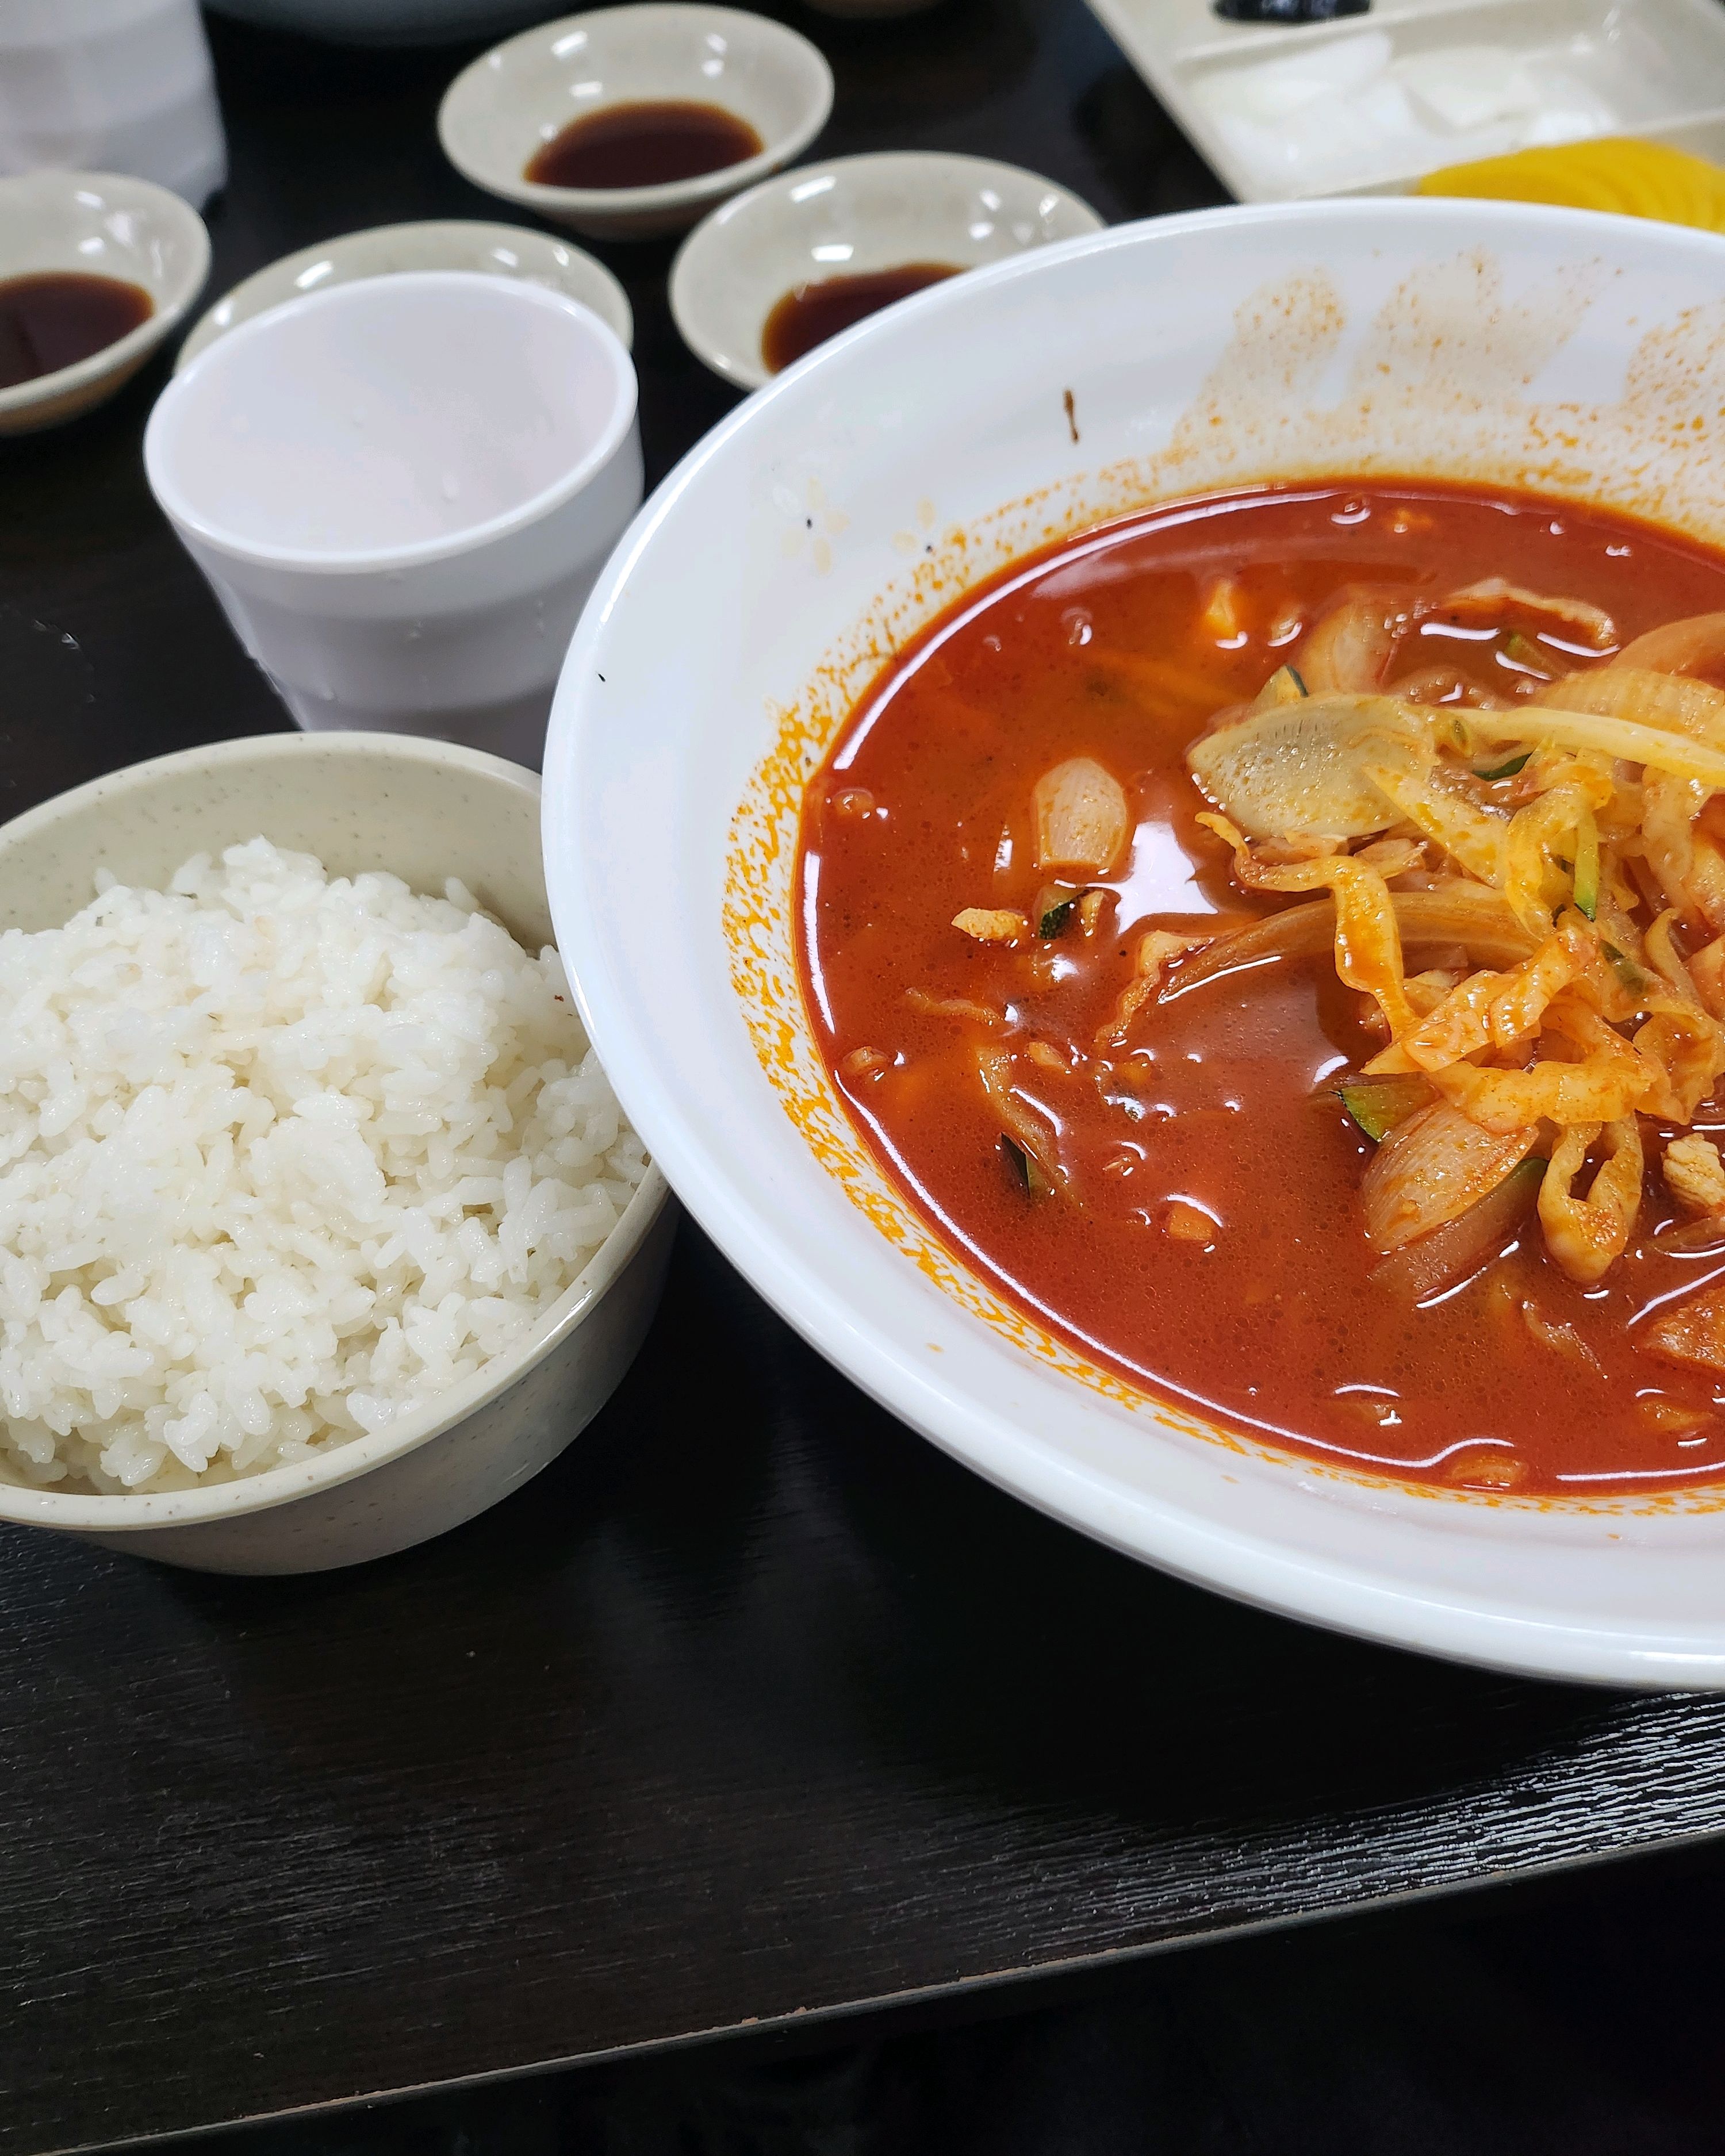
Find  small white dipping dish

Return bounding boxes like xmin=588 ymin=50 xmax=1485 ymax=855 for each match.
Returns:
xmin=438 ymin=5 xmax=834 ymax=242
xmin=0 ymin=729 xmax=672 ymax=1576
xmin=177 ymin=218 xmax=632 ymax=373
xmin=0 ymin=168 xmax=209 ymax=435
xmin=669 ymin=151 xmax=1103 ymax=390
xmin=146 ymin=270 xmax=642 ymax=768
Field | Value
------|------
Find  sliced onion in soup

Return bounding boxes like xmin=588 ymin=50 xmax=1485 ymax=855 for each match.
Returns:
xmin=1370 ymin=1157 xmax=1545 ymax=1303
xmin=1032 ymin=756 xmax=1130 ymax=874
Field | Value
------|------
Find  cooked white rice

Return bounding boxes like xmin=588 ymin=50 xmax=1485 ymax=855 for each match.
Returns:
xmin=0 ymin=839 xmax=646 ymax=1494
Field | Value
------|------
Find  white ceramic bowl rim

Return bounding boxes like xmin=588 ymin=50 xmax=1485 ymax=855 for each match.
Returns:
xmin=438 ymin=4 xmax=834 ymax=215
xmin=690 ymin=144 xmax=1107 ymax=217
xmin=175 ymin=217 xmax=635 ymax=371
xmin=0 ymin=169 xmax=211 ymax=419
xmin=143 ymin=268 xmax=639 ymax=574
xmin=0 ymin=730 xmax=669 ymax=1532
xmin=545 ymin=197 xmax=1725 ymax=1689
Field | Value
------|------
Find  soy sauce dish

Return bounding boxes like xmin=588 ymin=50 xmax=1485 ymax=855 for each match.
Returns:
xmin=546 ymin=198 xmax=1725 ymax=1690
xmin=438 ymin=3 xmax=833 ymax=241
xmin=0 ymin=169 xmax=209 ymax=434
xmin=669 ymin=152 xmax=1102 ymax=389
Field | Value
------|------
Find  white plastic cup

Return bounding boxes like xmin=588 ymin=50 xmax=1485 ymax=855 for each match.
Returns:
xmin=143 ymin=271 xmax=643 ymax=769
xmin=0 ymin=0 xmax=227 ymax=210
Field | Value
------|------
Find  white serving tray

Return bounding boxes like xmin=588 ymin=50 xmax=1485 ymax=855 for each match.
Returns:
xmin=1082 ymin=0 xmax=1725 ymax=201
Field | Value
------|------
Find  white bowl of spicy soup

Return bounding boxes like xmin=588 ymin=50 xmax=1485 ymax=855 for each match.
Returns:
xmin=545 ymin=199 xmax=1725 ymax=1689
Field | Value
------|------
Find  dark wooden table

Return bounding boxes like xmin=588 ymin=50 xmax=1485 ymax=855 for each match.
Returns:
xmin=7 ymin=9 xmax=1725 ymax=2153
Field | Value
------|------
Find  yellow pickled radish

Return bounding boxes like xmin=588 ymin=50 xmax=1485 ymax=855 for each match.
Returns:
xmin=1415 ymin=139 xmax=1725 ymax=233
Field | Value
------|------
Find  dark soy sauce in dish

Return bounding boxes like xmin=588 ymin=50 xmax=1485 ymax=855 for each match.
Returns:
xmin=525 ymin=101 xmax=763 ymax=190
xmin=0 ymin=271 xmax=154 ymax=389
xmin=761 ymin=262 xmax=961 ymax=373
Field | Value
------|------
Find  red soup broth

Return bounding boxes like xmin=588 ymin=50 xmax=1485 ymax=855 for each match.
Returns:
xmin=795 ymin=482 xmax=1725 ymax=1498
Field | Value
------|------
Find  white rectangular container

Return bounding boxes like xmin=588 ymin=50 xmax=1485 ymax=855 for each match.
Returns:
xmin=1083 ymin=0 xmax=1725 ymax=202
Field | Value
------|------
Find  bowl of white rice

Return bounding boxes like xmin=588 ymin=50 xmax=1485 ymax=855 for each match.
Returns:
xmin=0 ymin=730 xmax=672 ymax=1574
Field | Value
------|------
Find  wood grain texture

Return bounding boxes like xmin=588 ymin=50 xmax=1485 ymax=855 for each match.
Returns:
xmin=9 ymin=1231 xmax=1725 ymax=2151
xmin=5 ymin=10 xmax=1725 ymax=2154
